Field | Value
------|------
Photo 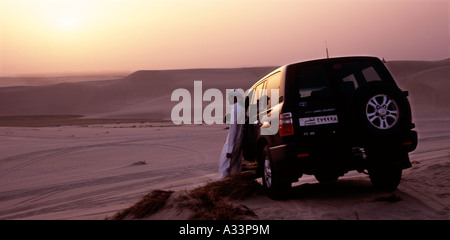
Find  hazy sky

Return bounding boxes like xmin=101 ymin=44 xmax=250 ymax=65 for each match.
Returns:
xmin=0 ymin=0 xmax=449 ymax=75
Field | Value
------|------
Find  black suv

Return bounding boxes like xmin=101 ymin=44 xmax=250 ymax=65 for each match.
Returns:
xmin=242 ymin=56 xmax=418 ymax=199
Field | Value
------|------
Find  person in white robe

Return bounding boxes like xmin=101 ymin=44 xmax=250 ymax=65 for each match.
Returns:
xmin=218 ymin=91 xmax=245 ymax=179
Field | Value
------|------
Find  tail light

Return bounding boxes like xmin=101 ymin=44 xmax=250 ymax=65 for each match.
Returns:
xmin=279 ymin=112 xmax=294 ymax=136
xmin=297 ymin=153 xmax=310 ymax=158
xmin=401 ymin=141 xmax=413 ymax=146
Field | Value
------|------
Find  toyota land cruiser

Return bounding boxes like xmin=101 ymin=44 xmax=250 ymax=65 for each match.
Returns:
xmin=242 ymin=56 xmax=418 ymax=199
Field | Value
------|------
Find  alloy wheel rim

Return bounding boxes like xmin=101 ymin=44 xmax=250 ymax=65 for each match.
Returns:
xmin=366 ymin=94 xmax=399 ymax=129
xmin=264 ymin=156 xmax=272 ymax=188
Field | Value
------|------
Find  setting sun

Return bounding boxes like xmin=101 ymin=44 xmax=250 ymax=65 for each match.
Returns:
xmin=59 ymin=16 xmax=79 ymax=30
xmin=0 ymin=0 xmax=448 ymax=75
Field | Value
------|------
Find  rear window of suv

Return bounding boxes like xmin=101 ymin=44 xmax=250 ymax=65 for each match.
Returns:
xmin=285 ymin=58 xmax=395 ymax=99
xmin=297 ymin=65 xmax=332 ymax=98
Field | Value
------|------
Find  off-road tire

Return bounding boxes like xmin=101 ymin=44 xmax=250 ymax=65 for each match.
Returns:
xmin=314 ymin=172 xmax=339 ymax=183
xmin=368 ymin=166 xmax=402 ymax=191
xmin=260 ymin=145 xmax=291 ymax=200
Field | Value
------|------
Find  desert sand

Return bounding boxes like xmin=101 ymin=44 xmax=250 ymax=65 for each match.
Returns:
xmin=0 ymin=59 xmax=449 ymax=220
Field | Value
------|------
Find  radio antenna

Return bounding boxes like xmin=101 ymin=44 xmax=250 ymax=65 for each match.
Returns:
xmin=325 ymin=41 xmax=329 ymax=59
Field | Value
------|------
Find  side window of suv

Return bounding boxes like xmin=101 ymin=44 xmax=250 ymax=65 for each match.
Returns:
xmin=297 ymin=65 xmax=331 ymax=98
xmin=362 ymin=66 xmax=382 ymax=82
xmin=255 ymin=80 xmax=266 ymax=101
xmin=265 ymin=71 xmax=282 ymax=107
xmin=335 ymin=61 xmax=384 ymax=93
xmin=246 ymin=81 xmax=266 ymax=121
xmin=254 ymin=80 xmax=267 ymax=110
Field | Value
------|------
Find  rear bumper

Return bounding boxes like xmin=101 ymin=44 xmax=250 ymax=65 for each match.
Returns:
xmin=269 ymin=143 xmax=351 ymax=169
xmin=268 ymin=130 xmax=418 ymax=177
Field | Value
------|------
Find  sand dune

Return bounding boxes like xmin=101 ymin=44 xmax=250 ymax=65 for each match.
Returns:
xmin=386 ymin=59 xmax=450 ymax=82
xmin=386 ymin=59 xmax=450 ymax=114
xmin=0 ymin=59 xmax=449 ymax=220
xmin=0 ymin=67 xmax=274 ymax=119
xmin=1 ymin=60 xmax=449 ymax=119
xmin=0 ymin=73 xmax=127 ymax=87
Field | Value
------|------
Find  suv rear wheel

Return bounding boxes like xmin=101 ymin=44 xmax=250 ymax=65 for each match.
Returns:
xmin=368 ymin=166 xmax=402 ymax=191
xmin=314 ymin=171 xmax=339 ymax=183
xmin=261 ymin=145 xmax=291 ymax=200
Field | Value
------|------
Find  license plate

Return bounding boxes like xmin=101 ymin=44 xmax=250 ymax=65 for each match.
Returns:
xmin=299 ymin=115 xmax=338 ymax=126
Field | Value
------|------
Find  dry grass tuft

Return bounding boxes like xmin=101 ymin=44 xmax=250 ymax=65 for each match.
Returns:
xmin=181 ymin=174 xmax=263 ymax=220
xmin=110 ymin=174 xmax=263 ymax=220
xmin=190 ymin=174 xmax=264 ymax=200
xmin=112 ymin=190 xmax=174 ymax=220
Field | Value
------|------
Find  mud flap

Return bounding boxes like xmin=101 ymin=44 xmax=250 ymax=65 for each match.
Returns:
xmin=392 ymin=152 xmax=412 ymax=170
xmin=269 ymin=144 xmax=300 ymax=182
xmin=402 ymin=130 xmax=418 ymax=153
xmin=368 ymin=149 xmax=412 ymax=170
